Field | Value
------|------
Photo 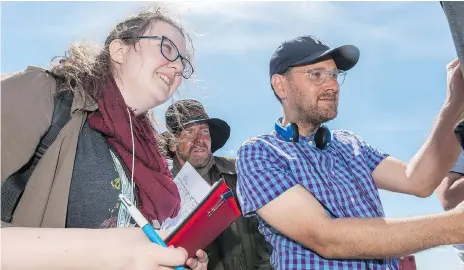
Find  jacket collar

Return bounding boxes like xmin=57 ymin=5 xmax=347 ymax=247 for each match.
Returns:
xmin=213 ymin=156 xmax=236 ymax=175
xmin=71 ymin=85 xmax=98 ymax=113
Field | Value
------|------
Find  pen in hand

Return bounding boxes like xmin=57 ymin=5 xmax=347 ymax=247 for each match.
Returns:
xmin=119 ymin=194 xmax=184 ymax=270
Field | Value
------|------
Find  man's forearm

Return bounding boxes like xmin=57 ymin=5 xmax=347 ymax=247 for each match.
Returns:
xmin=320 ymin=209 xmax=463 ymax=259
xmin=406 ymin=105 xmax=463 ymax=196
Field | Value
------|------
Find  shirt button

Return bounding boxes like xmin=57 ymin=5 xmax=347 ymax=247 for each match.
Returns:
xmin=308 ymin=141 xmax=313 ymax=145
xmin=351 ymin=197 xmax=355 ymax=203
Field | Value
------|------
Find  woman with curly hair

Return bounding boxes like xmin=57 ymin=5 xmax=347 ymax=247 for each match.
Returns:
xmin=1 ymin=4 xmax=207 ymax=270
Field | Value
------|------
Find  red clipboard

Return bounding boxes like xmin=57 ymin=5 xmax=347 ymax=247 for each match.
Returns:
xmin=399 ymin=255 xmax=416 ymax=270
xmin=165 ymin=179 xmax=241 ymax=258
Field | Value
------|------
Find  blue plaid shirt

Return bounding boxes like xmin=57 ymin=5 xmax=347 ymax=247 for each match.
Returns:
xmin=236 ymin=129 xmax=399 ymax=270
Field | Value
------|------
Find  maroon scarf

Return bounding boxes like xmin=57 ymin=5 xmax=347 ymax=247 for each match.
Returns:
xmin=88 ymin=76 xmax=181 ymax=223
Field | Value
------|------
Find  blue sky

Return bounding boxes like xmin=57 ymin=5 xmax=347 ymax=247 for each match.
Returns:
xmin=1 ymin=1 xmax=461 ymax=269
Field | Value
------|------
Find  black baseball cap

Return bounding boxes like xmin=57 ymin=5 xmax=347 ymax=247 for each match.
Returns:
xmin=269 ymin=35 xmax=360 ymax=78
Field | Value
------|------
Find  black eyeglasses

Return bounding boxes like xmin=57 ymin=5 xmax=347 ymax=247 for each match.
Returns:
xmin=291 ymin=68 xmax=347 ymax=86
xmin=125 ymin=35 xmax=194 ymax=79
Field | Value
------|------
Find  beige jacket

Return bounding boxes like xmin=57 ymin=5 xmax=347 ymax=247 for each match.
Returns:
xmin=1 ymin=66 xmax=98 ymax=228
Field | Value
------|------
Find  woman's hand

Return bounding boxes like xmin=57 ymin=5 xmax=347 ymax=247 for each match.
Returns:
xmin=185 ymin=249 xmax=209 ymax=270
xmin=2 ymin=227 xmax=189 ymax=270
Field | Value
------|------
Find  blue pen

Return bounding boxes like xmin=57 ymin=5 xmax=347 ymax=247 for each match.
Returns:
xmin=119 ymin=194 xmax=184 ymax=270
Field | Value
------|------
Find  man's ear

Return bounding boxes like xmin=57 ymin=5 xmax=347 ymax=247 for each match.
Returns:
xmin=271 ymin=74 xmax=288 ymax=100
xmin=109 ymin=39 xmax=128 ymax=65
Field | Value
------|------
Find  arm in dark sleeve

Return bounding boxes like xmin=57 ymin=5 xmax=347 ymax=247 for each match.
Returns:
xmin=250 ymin=216 xmax=273 ymax=270
xmin=442 ymin=1 xmax=464 ymax=73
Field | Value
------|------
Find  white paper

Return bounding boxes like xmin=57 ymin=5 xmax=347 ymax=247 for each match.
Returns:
xmin=161 ymin=162 xmax=212 ymax=235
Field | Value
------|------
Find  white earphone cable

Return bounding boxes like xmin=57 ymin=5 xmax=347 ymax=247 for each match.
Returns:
xmin=127 ymin=108 xmax=136 ymax=206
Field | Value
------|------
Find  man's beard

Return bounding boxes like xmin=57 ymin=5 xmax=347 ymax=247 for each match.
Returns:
xmin=290 ymin=85 xmax=338 ymax=127
xmin=178 ymin=146 xmax=212 ymax=168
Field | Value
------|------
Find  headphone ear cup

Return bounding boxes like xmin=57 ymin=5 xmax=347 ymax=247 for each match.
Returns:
xmin=315 ymin=126 xmax=331 ymax=150
xmin=290 ymin=123 xmax=299 ymax=143
xmin=274 ymin=119 xmax=299 ymax=143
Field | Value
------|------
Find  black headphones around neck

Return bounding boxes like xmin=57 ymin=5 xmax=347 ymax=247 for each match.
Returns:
xmin=274 ymin=118 xmax=332 ymax=150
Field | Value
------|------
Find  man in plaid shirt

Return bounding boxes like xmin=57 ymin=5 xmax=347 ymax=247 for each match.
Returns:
xmin=236 ymin=35 xmax=464 ymax=269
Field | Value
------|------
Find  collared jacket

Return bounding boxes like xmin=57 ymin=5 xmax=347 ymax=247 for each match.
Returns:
xmin=1 ymin=66 xmax=99 ymax=227
xmin=2 ymin=66 xmax=155 ymax=230
xmin=175 ymin=156 xmax=273 ymax=270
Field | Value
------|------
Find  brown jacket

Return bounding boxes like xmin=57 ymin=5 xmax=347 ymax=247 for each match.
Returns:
xmin=1 ymin=66 xmax=98 ymax=227
xmin=202 ymin=157 xmax=273 ymax=270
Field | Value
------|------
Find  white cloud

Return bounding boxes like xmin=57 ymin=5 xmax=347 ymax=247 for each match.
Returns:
xmin=215 ymin=148 xmax=237 ymax=158
xmin=36 ymin=2 xmax=143 ymax=41
xmin=24 ymin=1 xmax=453 ymax=59
xmin=175 ymin=1 xmax=350 ymax=53
xmin=171 ymin=1 xmax=453 ymax=59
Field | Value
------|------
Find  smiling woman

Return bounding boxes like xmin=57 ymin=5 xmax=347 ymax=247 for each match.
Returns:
xmin=54 ymin=5 xmax=195 ymax=113
xmin=1 ymin=3 xmax=208 ymax=270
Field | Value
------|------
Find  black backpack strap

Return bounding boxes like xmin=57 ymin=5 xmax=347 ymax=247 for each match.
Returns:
xmin=1 ymin=88 xmax=73 ymax=223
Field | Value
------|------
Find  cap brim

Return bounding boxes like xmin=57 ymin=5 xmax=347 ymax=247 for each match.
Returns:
xmin=182 ymin=118 xmax=231 ymax=153
xmin=291 ymin=45 xmax=360 ymax=71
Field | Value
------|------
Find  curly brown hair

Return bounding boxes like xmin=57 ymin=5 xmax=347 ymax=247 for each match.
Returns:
xmin=51 ymin=3 xmax=194 ymax=101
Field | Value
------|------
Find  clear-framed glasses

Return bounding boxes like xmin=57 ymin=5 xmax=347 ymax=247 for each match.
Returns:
xmin=291 ymin=68 xmax=347 ymax=86
xmin=126 ymin=35 xmax=194 ymax=79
